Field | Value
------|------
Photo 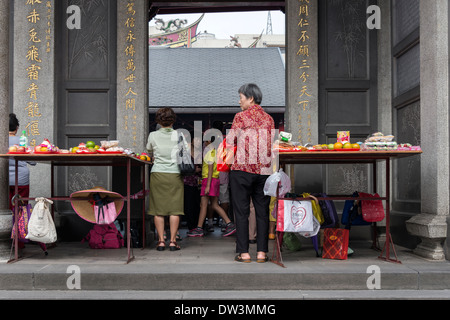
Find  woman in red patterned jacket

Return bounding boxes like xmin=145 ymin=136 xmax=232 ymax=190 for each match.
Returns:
xmin=228 ymin=83 xmax=275 ymax=263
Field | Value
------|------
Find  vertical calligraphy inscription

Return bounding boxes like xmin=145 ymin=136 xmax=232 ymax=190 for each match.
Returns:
xmin=297 ymin=0 xmax=313 ymax=144
xmin=123 ymin=0 xmax=138 ymax=148
xmin=24 ymin=0 xmax=46 ymax=147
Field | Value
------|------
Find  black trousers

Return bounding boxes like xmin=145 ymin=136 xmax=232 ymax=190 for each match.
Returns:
xmin=183 ymin=185 xmax=200 ymax=230
xmin=229 ymin=170 xmax=270 ymax=254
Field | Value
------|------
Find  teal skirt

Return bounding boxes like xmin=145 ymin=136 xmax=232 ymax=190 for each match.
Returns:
xmin=148 ymin=172 xmax=184 ymax=216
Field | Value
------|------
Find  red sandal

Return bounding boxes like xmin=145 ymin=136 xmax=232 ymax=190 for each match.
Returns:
xmin=169 ymin=241 xmax=180 ymax=251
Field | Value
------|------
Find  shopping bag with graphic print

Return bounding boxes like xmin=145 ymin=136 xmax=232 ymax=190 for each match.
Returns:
xmin=277 ymin=199 xmax=314 ymax=233
xmin=322 ymin=228 xmax=349 ymax=260
xmin=11 ymin=204 xmax=32 ymax=241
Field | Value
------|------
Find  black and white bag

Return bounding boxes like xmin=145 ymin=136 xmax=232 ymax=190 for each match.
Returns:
xmin=177 ymin=131 xmax=195 ymax=175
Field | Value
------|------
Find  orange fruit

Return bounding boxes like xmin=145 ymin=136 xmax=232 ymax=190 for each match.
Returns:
xmin=352 ymin=143 xmax=360 ymax=149
xmin=40 ymin=147 xmax=48 ymax=152
xmin=343 ymin=143 xmax=352 ymax=149
xmin=334 ymin=142 xmax=343 ymax=149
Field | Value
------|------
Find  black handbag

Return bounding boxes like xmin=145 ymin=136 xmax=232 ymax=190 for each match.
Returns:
xmin=177 ymin=131 xmax=195 ymax=175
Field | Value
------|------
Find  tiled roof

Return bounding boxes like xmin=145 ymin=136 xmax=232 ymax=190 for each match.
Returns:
xmin=148 ymin=47 xmax=285 ymax=108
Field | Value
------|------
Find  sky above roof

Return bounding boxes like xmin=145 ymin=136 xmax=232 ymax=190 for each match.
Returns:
xmin=149 ymin=11 xmax=286 ymax=39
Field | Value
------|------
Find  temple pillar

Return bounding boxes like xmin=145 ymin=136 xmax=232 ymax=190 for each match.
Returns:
xmin=286 ymin=0 xmax=318 ymax=144
xmin=117 ymin=0 xmax=149 ymax=150
xmin=406 ymin=0 xmax=449 ymax=260
xmin=116 ymin=0 xmax=151 ymax=242
xmin=285 ymin=0 xmax=320 ymax=191
xmin=13 ymin=0 xmax=54 ymax=203
xmin=0 ymin=0 xmax=11 ymax=262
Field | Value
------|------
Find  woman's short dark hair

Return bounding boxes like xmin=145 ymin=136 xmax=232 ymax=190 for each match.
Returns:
xmin=238 ymin=83 xmax=263 ymax=105
xmin=9 ymin=113 xmax=19 ymax=132
xmin=155 ymin=107 xmax=176 ymax=127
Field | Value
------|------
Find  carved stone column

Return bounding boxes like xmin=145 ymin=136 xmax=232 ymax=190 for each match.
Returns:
xmin=117 ymin=0 xmax=149 ymax=150
xmin=286 ymin=0 xmax=318 ymax=144
xmin=116 ymin=0 xmax=151 ymax=243
xmin=0 ymin=0 xmax=11 ymax=262
xmin=406 ymin=0 xmax=449 ymax=260
xmin=285 ymin=0 xmax=319 ymax=190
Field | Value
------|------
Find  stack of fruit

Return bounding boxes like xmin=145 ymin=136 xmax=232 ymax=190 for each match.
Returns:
xmin=311 ymin=142 xmax=360 ymax=151
xmin=34 ymin=139 xmax=60 ymax=153
xmin=135 ymin=152 xmax=151 ymax=162
xmin=8 ymin=145 xmax=31 ymax=154
xmin=70 ymin=141 xmax=99 ymax=154
xmin=331 ymin=141 xmax=360 ymax=151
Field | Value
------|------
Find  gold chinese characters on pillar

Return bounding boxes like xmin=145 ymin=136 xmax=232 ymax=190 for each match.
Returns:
xmin=24 ymin=0 xmax=52 ymax=147
xmin=297 ymin=0 xmax=312 ymax=144
xmin=123 ymin=0 xmax=138 ymax=147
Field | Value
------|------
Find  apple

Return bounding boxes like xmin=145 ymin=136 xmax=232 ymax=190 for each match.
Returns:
xmin=35 ymin=146 xmax=41 ymax=152
xmin=17 ymin=146 xmax=25 ymax=153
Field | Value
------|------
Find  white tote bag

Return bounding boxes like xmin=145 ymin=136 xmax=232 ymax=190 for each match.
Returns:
xmin=276 ymin=199 xmax=314 ymax=233
xmin=26 ymin=197 xmax=57 ymax=244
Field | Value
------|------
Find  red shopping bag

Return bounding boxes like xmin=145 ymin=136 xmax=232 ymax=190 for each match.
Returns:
xmin=359 ymin=192 xmax=385 ymax=222
xmin=322 ymin=228 xmax=349 ymax=260
xmin=217 ymin=138 xmax=236 ymax=172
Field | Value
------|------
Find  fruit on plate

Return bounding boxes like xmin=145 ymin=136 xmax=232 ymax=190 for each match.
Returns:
xmin=135 ymin=152 xmax=151 ymax=161
xmin=334 ymin=142 xmax=343 ymax=150
xmin=86 ymin=141 xmax=96 ymax=149
xmin=343 ymin=142 xmax=352 ymax=149
xmin=72 ymin=142 xmax=97 ymax=153
xmin=327 ymin=144 xmax=334 ymax=150
xmin=352 ymin=143 xmax=360 ymax=150
xmin=35 ymin=139 xmax=59 ymax=153
xmin=9 ymin=145 xmax=17 ymax=152
xmin=139 ymin=152 xmax=151 ymax=161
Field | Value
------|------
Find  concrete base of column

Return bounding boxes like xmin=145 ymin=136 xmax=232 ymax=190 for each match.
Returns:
xmin=406 ymin=213 xmax=447 ymax=261
xmin=0 ymin=213 xmax=12 ymax=263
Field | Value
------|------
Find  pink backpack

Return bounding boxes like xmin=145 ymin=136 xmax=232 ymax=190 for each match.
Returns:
xmin=82 ymin=223 xmax=124 ymax=249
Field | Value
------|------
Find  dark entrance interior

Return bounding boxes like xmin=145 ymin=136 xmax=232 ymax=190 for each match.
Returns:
xmin=53 ymin=1 xmax=285 ymax=240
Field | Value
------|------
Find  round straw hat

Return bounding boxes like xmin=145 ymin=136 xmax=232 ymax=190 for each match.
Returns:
xmin=70 ymin=187 xmax=124 ymax=224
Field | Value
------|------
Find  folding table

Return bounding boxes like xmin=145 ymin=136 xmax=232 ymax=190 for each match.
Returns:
xmin=273 ymin=150 xmax=422 ymax=267
xmin=1 ymin=153 xmax=149 ymax=264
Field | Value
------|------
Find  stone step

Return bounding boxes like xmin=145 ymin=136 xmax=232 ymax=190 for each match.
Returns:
xmin=1 ymin=234 xmax=450 ymax=291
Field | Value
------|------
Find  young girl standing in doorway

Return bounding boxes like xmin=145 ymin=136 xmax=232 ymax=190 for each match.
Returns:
xmin=187 ymin=139 xmax=236 ymax=237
